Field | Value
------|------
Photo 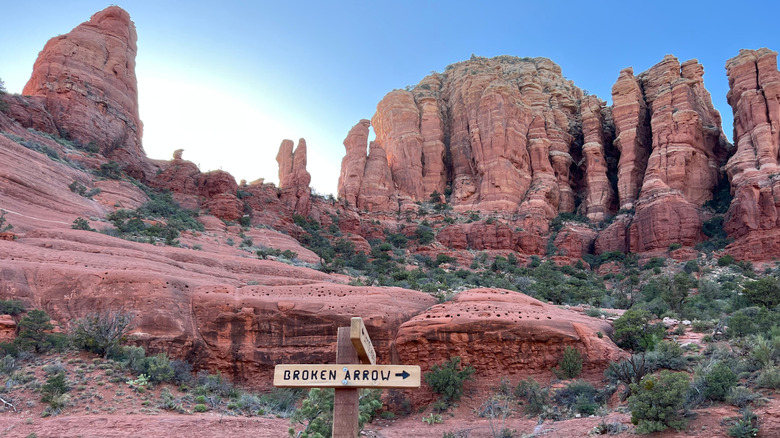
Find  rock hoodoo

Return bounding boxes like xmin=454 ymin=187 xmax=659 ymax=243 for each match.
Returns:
xmin=21 ymin=6 xmax=150 ymax=178
xmin=276 ymin=138 xmax=312 ymax=216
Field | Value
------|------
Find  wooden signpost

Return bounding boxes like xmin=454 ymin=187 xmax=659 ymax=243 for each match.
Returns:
xmin=274 ymin=317 xmax=420 ymax=438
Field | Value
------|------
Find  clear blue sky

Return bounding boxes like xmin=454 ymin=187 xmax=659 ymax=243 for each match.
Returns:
xmin=2 ymin=1 xmax=778 ymax=195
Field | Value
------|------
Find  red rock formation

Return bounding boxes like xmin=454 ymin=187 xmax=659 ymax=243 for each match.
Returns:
xmin=198 ymin=170 xmax=238 ymax=198
xmin=639 ymin=56 xmax=726 ymax=206
xmin=341 ymin=57 xmax=586 ymax=218
xmin=0 ymin=315 xmax=16 ymax=343
xmin=152 ymin=160 xmax=201 ymax=197
xmin=625 ymin=56 xmax=729 ymax=251
xmin=594 ymin=215 xmax=631 ymax=254
xmin=724 ymin=49 xmax=780 ymax=246
xmin=337 ymin=119 xmax=370 ymax=207
xmin=1 ymin=95 xmax=58 ymax=134
xmin=21 ymin=6 xmax=151 ymax=179
xmin=580 ymin=96 xmax=617 ymax=221
xmin=277 ymin=139 xmax=311 ymax=216
xmin=357 ymin=142 xmax=397 ymax=212
xmin=372 ymin=91 xmax=425 ymax=202
xmin=394 ymin=288 xmax=624 ymax=377
xmin=0 ymin=228 xmax=436 ymax=384
xmin=553 ymin=223 xmax=598 ymax=259
xmin=611 ymin=68 xmax=650 ymax=210
xmin=412 ymin=75 xmax=447 ymax=196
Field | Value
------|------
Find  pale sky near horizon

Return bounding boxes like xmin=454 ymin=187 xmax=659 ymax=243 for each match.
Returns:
xmin=1 ymin=1 xmax=779 ymax=195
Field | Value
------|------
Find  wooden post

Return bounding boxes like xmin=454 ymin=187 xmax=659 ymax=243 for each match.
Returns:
xmin=333 ymin=326 xmax=359 ymax=438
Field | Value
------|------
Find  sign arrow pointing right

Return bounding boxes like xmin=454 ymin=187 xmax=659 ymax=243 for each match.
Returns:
xmin=395 ymin=370 xmax=410 ymax=379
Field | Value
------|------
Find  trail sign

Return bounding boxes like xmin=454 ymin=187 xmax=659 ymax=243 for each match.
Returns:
xmin=273 ymin=317 xmax=419 ymax=438
xmin=350 ymin=317 xmax=376 ymax=365
xmin=274 ymin=364 xmax=420 ymax=388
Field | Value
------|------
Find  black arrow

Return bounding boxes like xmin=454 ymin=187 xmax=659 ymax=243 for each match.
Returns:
xmin=395 ymin=370 xmax=410 ymax=379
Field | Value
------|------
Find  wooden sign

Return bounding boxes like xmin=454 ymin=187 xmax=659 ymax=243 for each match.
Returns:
xmin=349 ymin=317 xmax=376 ymax=365
xmin=274 ymin=364 xmax=420 ymax=388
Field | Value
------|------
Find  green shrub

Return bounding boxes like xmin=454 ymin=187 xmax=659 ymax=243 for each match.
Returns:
xmin=726 ymin=386 xmax=759 ymax=408
xmin=288 ymin=388 xmax=380 ymax=437
xmin=0 ymin=355 xmax=17 ymax=375
xmin=552 ymin=346 xmax=582 ymax=379
xmin=70 ymin=311 xmax=134 ymax=358
xmin=144 ymin=353 xmax=175 ymax=383
xmin=72 ymin=217 xmax=94 ymax=231
xmin=718 ymin=254 xmax=735 ymax=266
xmin=692 ymin=320 xmax=714 ymax=333
xmin=647 ymin=341 xmax=686 ymax=371
xmin=728 ymin=409 xmax=760 ymax=438
xmin=668 ymin=243 xmax=682 ymax=251
xmin=259 ymin=388 xmax=301 ymax=417
xmin=702 ymin=362 xmax=737 ymax=401
xmin=0 ymin=209 xmax=13 ymax=232
xmin=118 ymin=345 xmax=147 ymax=373
xmin=628 ymin=371 xmax=690 ymax=433
xmin=605 ymin=354 xmax=649 ymax=393
xmin=683 ymin=260 xmax=700 ymax=274
xmin=642 ymin=257 xmax=666 ymax=271
xmin=554 ymin=380 xmax=597 ymax=415
xmin=96 ymin=161 xmax=123 ymax=179
xmin=424 ymin=357 xmax=475 ymax=409
xmin=756 ymin=365 xmax=780 ymax=389
xmin=41 ymin=372 xmax=70 ymax=412
xmin=613 ymin=309 xmax=663 ymax=352
xmin=193 ymin=403 xmax=208 ymax=412
xmin=514 ymin=378 xmax=549 ymax=416
xmin=0 ymin=299 xmax=25 ymax=315
xmin=742 ymin=277 xmax=780 ymax=308
xmin=728 ymin=311 xmax=758 ymax=338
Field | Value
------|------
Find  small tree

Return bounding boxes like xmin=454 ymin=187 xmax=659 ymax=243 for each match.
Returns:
xmin=424 ymin=356 xmax=475 ymax=409
xmin=16 ymin=309 xmax=57 ymax=353
xmin=0 ymin=77 xmax=6 ymax=94
xmin=41 ymin=371 xmax=70 ymax=415
xmin=743 ymin=277 xmax=780 ymax=308
xmin=552 ymin=346 xmax=583 ymax=379
xmin=613 ymin=309 xmax=663 ymax=352
xmin=628 ymin=371 xmax=690 ymax=433
xmin=71 ymin=310 xmax=134 ymax=358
